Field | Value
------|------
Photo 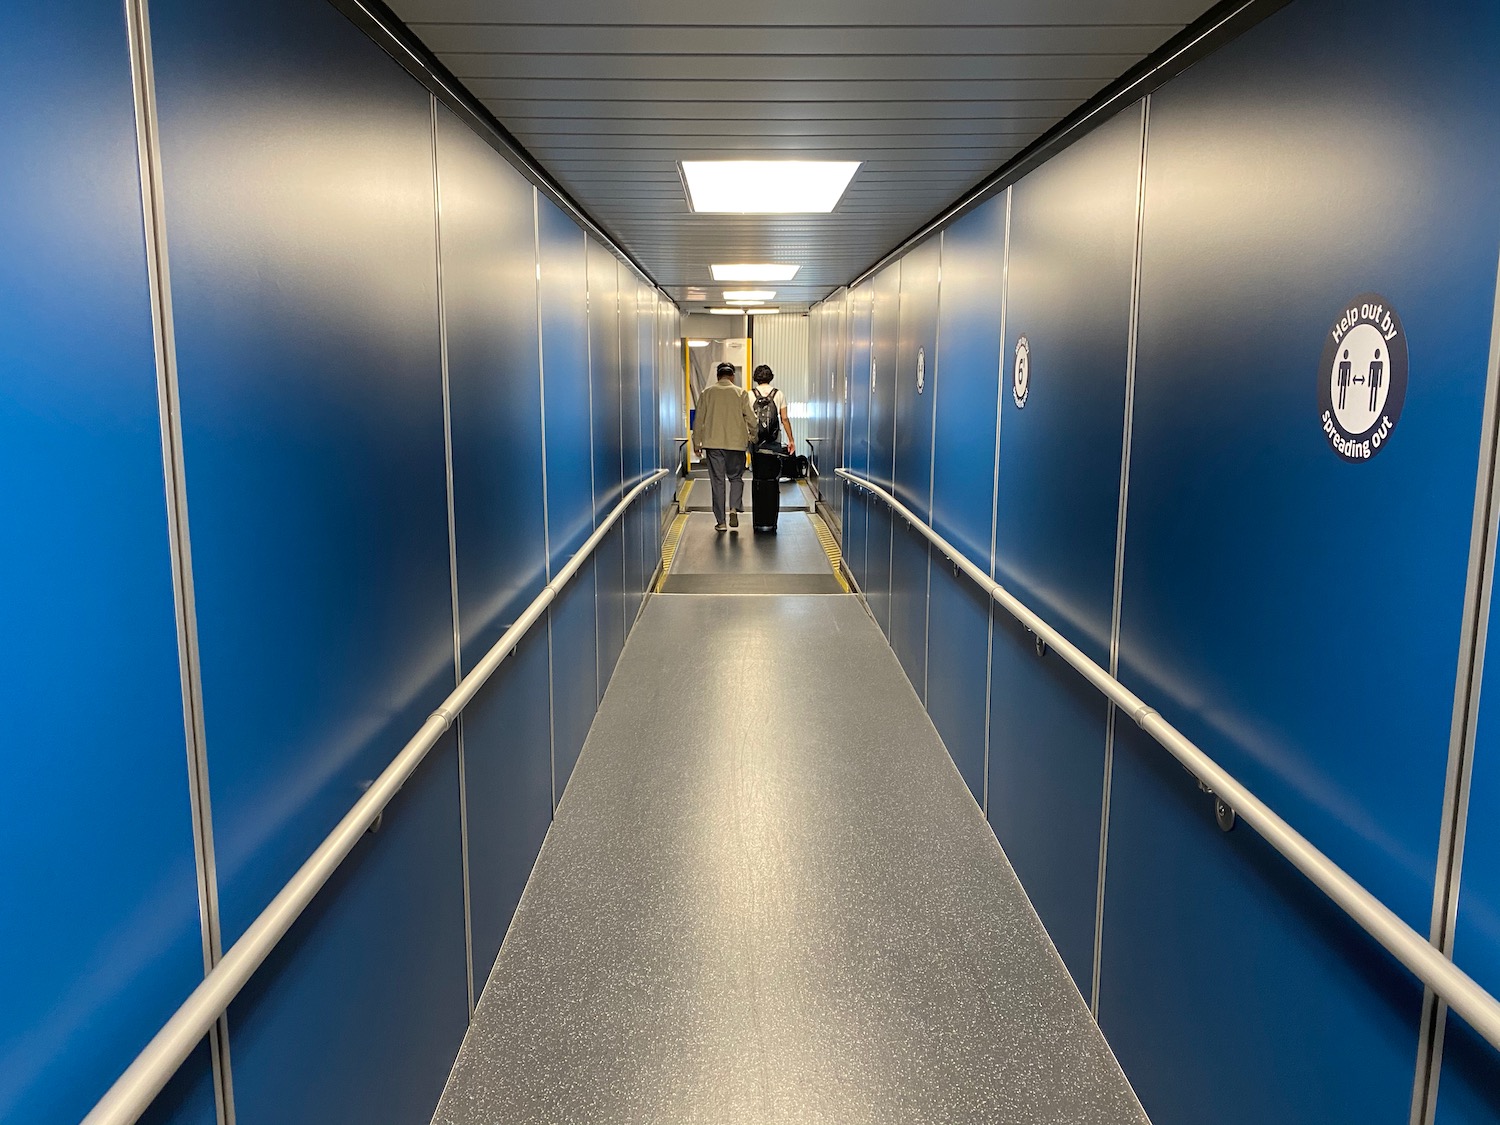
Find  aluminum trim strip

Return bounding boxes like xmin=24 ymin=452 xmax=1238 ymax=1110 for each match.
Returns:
xmin=429 ymin=93 xmax=476 ymax=1020
xmin=1409 ymin=233 xmax=1500 ymax=1125
xmin=1092 ymin=95 xmax=1150 ymax=1018
xmin=124 ymin=1 xmax=235 ymax=1119
xmin=982 ymin=187 xmax=1013 ymax=819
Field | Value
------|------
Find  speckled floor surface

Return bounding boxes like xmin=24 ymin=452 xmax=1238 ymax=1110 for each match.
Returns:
xmin=431 ymin=593 xmax=1148 ymax=1125
xmin=686 ymin=477 xmax=811 ymax=512
xmin=662 ymin=512 xmax=834 ymax=588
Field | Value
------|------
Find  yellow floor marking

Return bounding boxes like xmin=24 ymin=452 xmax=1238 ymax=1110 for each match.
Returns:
xmin=655 ymin=511 xmax=691 ymax=592
xmin=808 ymin=513 xmax=851 ymax=593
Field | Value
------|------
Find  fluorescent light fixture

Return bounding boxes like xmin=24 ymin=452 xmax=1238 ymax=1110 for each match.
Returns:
xmin=725 ymin=299 xmax=765 ymax=306
xmin=687 ymin=339 xmax=711 ymax=348
xmin=747 ymin=308 xmax=782 ymax=315
xmin=682 ymin=161 xmax=860 ymax=214
xmin=723 ymin=290 xmax=776 ymax=301
xmin=708 ymin=308 xmax=750 ymax=316
xmin=712 ymin=264 xmax=800 ymax=282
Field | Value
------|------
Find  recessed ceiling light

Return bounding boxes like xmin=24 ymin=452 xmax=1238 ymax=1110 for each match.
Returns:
xmin=723 ymin=290 xmax=776 ymax=301
xmin=682 ymin=161 xmax=860 ymax=214
xmin=712 ymin=264 xmax=800 ymax=282
xmin=747 ymin=308 xmax=782 ymax=315
xmin=687 ymin=339 xmax=711 ymax=347
xmin=725 ymin=299 xmax=765 ymax=306
xmin=708 ymin=308 xmax=751 ymax=315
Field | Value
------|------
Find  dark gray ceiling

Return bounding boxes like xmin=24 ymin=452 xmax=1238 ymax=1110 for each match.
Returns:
xmin=387 ymin=0 xmax=1216 ymax=310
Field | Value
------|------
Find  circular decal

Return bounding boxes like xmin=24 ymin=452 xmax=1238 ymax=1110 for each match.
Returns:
xmin=917 ymin=347 xmax=926 ymax=395
xmin=1318 ymin=293 xmax=1407 ymax=462
xmin=1012 ymin=335 xmax=1030 ymax=408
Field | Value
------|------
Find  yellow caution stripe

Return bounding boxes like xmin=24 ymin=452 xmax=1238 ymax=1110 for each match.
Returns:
xmin=809 ymin=513 xmax=851 ymax=593
xmin=655 ymin=511 xmax=691 ymax=592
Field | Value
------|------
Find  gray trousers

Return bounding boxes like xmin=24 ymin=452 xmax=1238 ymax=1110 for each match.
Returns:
xmin=704 ymin=447 xmax=746 ymax=524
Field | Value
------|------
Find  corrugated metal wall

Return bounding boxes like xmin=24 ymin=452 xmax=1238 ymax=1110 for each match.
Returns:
xmin=751 ymin=313 xmax=811 ymax=419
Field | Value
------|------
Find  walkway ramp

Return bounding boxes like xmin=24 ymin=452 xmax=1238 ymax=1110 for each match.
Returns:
xmin=432 ymin=516 xmax=1147 ymax=1125
xmin=661 ymin=510 xmax=843 ymax=594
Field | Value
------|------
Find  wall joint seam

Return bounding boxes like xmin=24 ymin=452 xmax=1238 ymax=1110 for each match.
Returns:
xmin=1092 ymin=95 xmax=1151 ymax=1020
xmin=1409 ymin=235 xmax=1500 ymax=1125
xmin=584 ymin=232 xmax=603 ymax=708
xmin=428 ymin=95 xmax=476 ymax=1019
xmin=983 ymin=187 xmax=1014 ymax=820
xmin=532 ymin=188 xmax=561 ymax=817
xmin=124 ymin=0 xmax=236 ymax=1119
xmin=923 ymin=234 xmax=944 ymax=708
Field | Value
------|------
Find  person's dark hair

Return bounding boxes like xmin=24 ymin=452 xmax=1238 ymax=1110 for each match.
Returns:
xmin=715 ymin=361 xmax=736 ymax=380
xmin=752 ymin=364 xmax=774 ymax=385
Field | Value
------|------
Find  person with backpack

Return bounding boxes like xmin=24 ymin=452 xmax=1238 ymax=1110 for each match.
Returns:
xmin=748 ymin=364 xmax=795 ymax=532
xmin=750 ymin=364 xmax=794 ymax=456
xmin=692 ymin=361 xmax=758 ymax=532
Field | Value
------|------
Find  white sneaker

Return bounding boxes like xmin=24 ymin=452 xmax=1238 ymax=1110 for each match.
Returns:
xmin=715 ymin=522 xmax=727 ymax=532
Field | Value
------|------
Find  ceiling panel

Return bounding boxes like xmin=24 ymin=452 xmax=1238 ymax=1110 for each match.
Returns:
xmin=387 ymin=0 xmax=1217 ymax=310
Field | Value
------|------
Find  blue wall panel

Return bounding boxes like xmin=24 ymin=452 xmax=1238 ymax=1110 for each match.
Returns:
xmin=806 ymin=1 xmax=1500 ymax=1119
xmin=892 ymin=239 xmax=942 ymax=516
xmin=461 ymin=629 xmax=552 ymax=985
xmin=829 ymin=294 xmax=850 ymax=531
xmin=924 ymin=200 xmax=1007 ymax=805
xmin=539 ymin=202 xmax=596 ymax=564
xmin=619 ymin=278 xmax=646 ymax=624
xmin=228 ymin=736 xmax=467 ymax=1125
xmin=0 ymin=3 xmax=211 ymax=1120
xmin=987 ymin=107 xmax=1142 ymax=994
xmin=1104 ymin=720 xmax=1423 ymax=1125
xmin=594 ymin=522 xmax=627 ymax=701
xmin=640 ymin=285 xmax=663 ymax=576
xmin=587 ymin=242 xmax=626 ymax=692
xmin=842 ymin=284 xmax=874 ymax=586
xmin=989 ymin=616 xmax=1111 ymax=990
xmin=150 ymin=1 xmax=467 ymax=1119
xmin=436 ymin=106 xmax=548 ymax=663
xmin=925 ymin=568 xmax=992 ymax=803
xmin=889 ymin=238 xmax=941 ymax=695
xmin=865 ymin=263 xmax=901 ymax=632
xmin=432 ymin=106 xmax=552 ymax=991
xmin=587 ymin=243 xmax=624 ymax=513
xmin=657 ymin=298 xmax=682 ymax=483
xmin=1103 ymin=2 xmax=1500 ymax=1122
xmin=549 ymin=563 xmax=600 ymax=800
xmin=5 ymin=0 xmax=664 ymax=1116
xmin=1444 ymin=465 xmax=1500 ymax=1120
xmin=538 ymin=198 xmax=600 ymax=800
xmin=929 ymin=199 xmax=1005 ymax=565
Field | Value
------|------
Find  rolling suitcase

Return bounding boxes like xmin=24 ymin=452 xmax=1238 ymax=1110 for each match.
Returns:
xmin=751 ymin=446 xmax=781 ymax=532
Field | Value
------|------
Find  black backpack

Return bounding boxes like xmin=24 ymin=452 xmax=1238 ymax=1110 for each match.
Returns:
xmin=752 ymin=387 xmax=781 ymax=446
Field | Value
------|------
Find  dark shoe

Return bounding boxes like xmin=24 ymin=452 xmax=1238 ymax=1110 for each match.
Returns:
xmin=728 ymin=509 xmax=739 ymax=529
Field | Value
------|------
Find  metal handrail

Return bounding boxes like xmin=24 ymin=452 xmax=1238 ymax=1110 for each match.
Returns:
xmin=837 ymin=467 xmax=1500 ymax=1052
xmin=83 ymin=469 xmax=668 ymax=1125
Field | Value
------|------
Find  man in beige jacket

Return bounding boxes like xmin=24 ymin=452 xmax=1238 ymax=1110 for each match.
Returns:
xmin=693 ymin=361 xmax=758 ymax=532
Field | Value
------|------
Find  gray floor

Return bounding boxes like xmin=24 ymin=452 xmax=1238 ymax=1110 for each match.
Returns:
xmin=662 ymin=512 xmax=840 ymax=594
xmin=686 ymin=476 xmax=812 ymax=512
xmin=432 ymin=590 xmax=1149 ymax=1125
